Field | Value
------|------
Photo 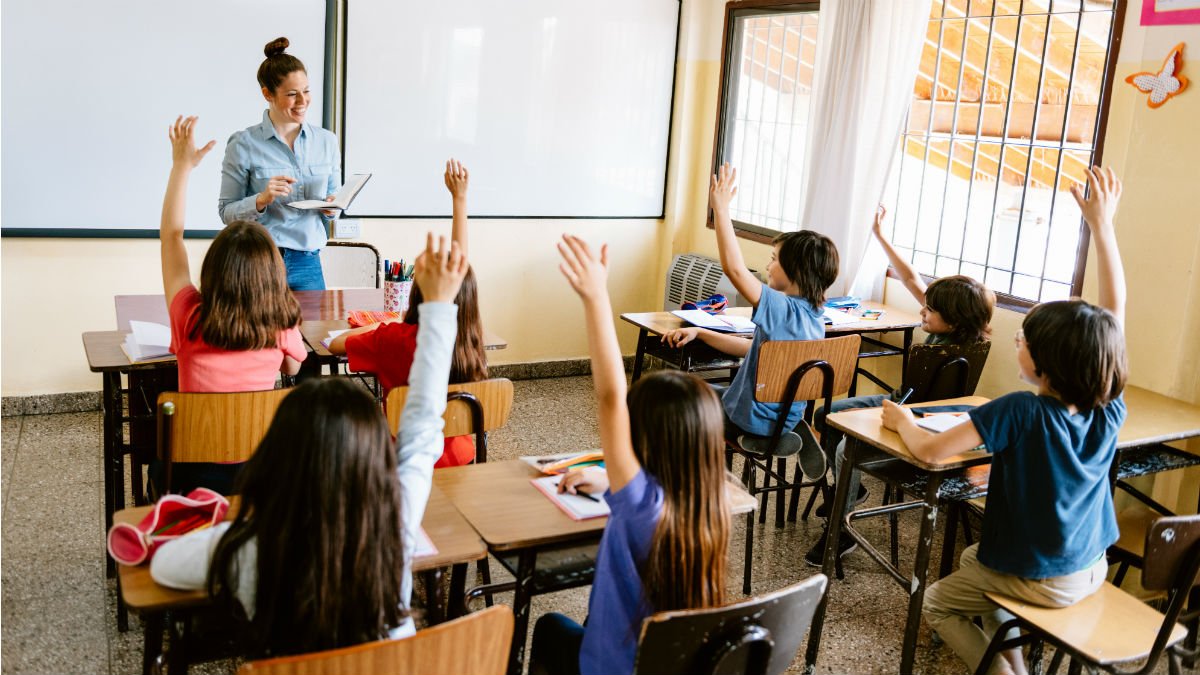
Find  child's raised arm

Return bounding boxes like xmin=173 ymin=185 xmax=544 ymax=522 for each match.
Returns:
xmin=709 ymin=164 xmax=763 ymax=307
xmin=1071 ymin=166 xmax=1125 ymax=327
xmin=870 ymin=205 xmax=927 ymax=305
xmin=444 ymin=158 xmax=469 ymax=258
xmin=161 ymin=116 xmax=215 ymax=305
xmin=557 ymin=235 xmax=639 ymax=492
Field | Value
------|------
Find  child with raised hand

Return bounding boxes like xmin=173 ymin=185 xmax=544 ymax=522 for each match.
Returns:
xmin=328 ymin=159 xmax=486 ymax=467
xmin=661 ymin=162 xmax=838 ymax=466
xmin=804 ymin=205 xmax=996 ymax=565
xmin=529 ymin=235 xmax=731 ymax=675
xmin=151 ymin=233 xmax=468 ymax=657
xmin=879 ymin=167 xmax=1126 ymax=675
xmin=156 ymin=116 xmax=308 ymax=495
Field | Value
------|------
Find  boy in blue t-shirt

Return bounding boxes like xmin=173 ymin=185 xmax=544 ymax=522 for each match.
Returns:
xmin=662 ymin=163 xmax=838 ymax=465
xmin=880 ymin=166 xmax=1127 ymax=675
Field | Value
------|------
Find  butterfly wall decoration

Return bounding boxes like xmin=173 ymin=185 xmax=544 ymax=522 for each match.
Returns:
xmin=1125 ymin=42 xmax=1189 ymax=109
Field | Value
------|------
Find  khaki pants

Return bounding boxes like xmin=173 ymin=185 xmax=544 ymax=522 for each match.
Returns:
xmin=923 ymin=543 xmax=1108 ymax=675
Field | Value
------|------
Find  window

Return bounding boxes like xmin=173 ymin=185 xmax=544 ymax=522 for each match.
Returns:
xmin=713 ymin=2 xmax=822 ymax=240
xmin=880 ymin=0 xmax=1124 ymax=306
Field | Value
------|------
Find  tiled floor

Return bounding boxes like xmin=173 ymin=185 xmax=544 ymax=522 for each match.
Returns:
xmin=0 ymin=376 xmax=1189 ymax=674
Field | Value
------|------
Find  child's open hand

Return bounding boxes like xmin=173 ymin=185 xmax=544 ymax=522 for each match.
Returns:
xmin=168 ymin=116 xmax=215 ymax=170
xmin=661 ymin=327 xmax=701 ymax=348
xmin=412 ymin=233 xmax=469 ymax=304
xmin=880 ymin=399 xmax=915 ymax=432
xmin=871 ymin=204 xmax=887 ymax=238
xmin=709 ymin=162 xmax=738 ymax=214
xmin=558 ymin=466 xmax=609 ymax=496
xmin=1070 ymin=166 xmax=1122 ymax=233
xmin=444 ymin=158 xmax=469 ymax=199
xmin=557 ymin=234 xmax=609 ymax=301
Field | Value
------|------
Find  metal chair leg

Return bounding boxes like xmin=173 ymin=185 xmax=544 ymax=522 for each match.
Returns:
xmin=775 ymin=457 xmax=787 ymax=528
xmin=758 ymin=459 xmax=771 ymax=525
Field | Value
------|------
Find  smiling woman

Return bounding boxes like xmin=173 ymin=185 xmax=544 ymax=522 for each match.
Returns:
xmin=218 ymin=37 xmax=342 ymax=291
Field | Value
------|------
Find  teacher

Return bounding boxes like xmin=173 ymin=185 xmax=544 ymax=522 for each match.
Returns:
xmin=218 ymin=37 xmax=340 ymax=291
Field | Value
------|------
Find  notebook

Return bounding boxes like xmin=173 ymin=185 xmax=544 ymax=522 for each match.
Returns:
xmin=916 ymin=413 xmax=970 ymax=433
xmin=288 ymin=173 xmax=372 ymax=210
xmin=121 ymin=321 xmax=173 ymax=363
xmin=320 ymin=329 xmax=349 ymax=349
xmin=530 ymin=475 xmax=610 ymax=520
xmin=822 ymin=307 xmax=856 ymax=325
xmin=671 ymin=309 xmax=756 ymax=333
xmin=346 ymin=310 xmax=403 ymax=327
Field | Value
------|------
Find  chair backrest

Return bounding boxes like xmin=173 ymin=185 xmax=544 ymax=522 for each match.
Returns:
xmin=158 ymin=389 xmax=290 ymax=465
xmin=634 ymin=575 xmax=828 ymax=675
xmin=754 ymin=335 xmax=861 ymax=404
xmin=237 ymin=605 xmax=513 ymax=675
xmin=322 ymin=241 xmax=381 ymax=289
xmin=1142 ymin=515 xmax=1200 ymax=591
xmin=902 ymin=341 xmax=992 ymax=403
xmin=385 ymin=379 xmax=514 ymax=462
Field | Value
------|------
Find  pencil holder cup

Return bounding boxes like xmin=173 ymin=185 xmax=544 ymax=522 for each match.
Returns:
xmin=384 ymin=280 xmax=413 ymax=314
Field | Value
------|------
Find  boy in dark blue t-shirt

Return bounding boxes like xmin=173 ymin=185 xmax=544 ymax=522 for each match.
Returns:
xmin=880 ymin=166 xmax=1127 ymax=675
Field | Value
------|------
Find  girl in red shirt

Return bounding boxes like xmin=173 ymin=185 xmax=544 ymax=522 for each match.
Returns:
xmin=329 ymin=160 xmax=487 ymax=468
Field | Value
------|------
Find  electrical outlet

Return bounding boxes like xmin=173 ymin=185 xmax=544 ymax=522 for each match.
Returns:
xmin=331 ymin=218 xmax=361 ymax=239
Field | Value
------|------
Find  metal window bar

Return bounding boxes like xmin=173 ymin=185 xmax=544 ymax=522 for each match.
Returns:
xmin=1035 ymin=5 xmax=1086 ymax=300
xmin=750 ymin=18 xmax=776 ymax=223
xmin=931 ymin=11 xmax=973 ymax=273
xmin=955 ymin=0 xmax=1000 ymax=274
xmin=1006 ymin=9 xmax=1053 ymax=288
xmin=765 ymin=16 xmax=790 ymax=230
xmin=778 ymin=16 xmax=808 ymax=232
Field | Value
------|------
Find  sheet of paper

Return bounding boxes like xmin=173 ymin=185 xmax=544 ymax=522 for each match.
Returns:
xmin=823 ymin=307 xmax=856 ymax=325
xmin=414 ymin=526 xmax=438 ymax=559
xmin=531 ymin=475 xmax=610 ymax=520
xmin=320 ymin=329 xmax=350 ymax=349
xmin=916 ymin=413 xmax=970 ymax=433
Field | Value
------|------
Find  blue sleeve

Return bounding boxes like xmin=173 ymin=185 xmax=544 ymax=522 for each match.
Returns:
xmin=1104 ymin=393 xmax=1127 ymax=428
xmin=218 ymin=133 xmax=260 ymax=224
xmin=605 ymin=470 xmax=650 ymax=517
xmin=752 ymin=284 xmax=785 ymax=331
xmin=968 ymin=392 xmax=1035 ymax=455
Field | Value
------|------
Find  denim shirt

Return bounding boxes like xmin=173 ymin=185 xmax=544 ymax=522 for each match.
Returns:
xmin=218 ymin=110 xmax=341 ymax=252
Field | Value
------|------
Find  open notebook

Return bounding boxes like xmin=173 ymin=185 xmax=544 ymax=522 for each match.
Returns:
xmin=916 ymin=413 xmax=971 ymax=433
xmin=288 ymin=173 xmax=372 ymax=210
xmin=530 ymin=475 xmax=610 ymax=520
xmin=671 ymin=309 xmax=755 ymax=333
xmin=121 ymin=321 xmax=173 ymax=363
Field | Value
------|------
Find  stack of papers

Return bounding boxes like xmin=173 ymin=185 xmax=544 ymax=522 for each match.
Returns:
xmin=671 ymin=309 xmax=756 ymax=333
xmin=122 ymin=321 xmax=173 ymax=363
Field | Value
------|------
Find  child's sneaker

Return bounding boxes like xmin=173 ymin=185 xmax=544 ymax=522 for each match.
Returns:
xmin=795 ymin=421 xmax=826 ymax=481
xmin=804 ymin=526 xmax=858 ymax=567
xmin=738 ymin=432 xmax=802 ymax=457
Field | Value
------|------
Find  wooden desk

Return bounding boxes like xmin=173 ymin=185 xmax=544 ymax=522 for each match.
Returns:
xmin=116 ymin=485 xmax=484 ymax=675
xmin=620 ymin=302 xmax=922 ymax=391
xmin=433 ymin=459 xmax=755 ymax=675
xmin=804 ymin=387 xmax=1200 ymax=675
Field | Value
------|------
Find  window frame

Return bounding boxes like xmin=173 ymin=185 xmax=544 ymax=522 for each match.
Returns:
xmin=710 ymin=0 xmax=822 ymax=245
xmin=711 ymin=0 xmax=1129 ymax=312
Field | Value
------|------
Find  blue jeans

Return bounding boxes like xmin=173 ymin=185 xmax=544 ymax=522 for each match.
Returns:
xmin=280 ymin=248 xmax=325 ymax=291
xmin=530 ymin=613 xmax=584 ymax=675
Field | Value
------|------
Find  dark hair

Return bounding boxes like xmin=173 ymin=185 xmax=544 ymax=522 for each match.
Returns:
xmin=403 ymin=266 xmax=488 ymax=384
xmin=627 ymin=371 xmax=729 ymax=612
xmin=925 ymin=275 xmax=995 ymax=344
xmin=257 ymin=37 xmax=307 ymax=93
xmin=194 ymin=220 xmax=301 ymax=350
xmin=1022 ymin=300 xmax=1127 ymax=411
xmin=208 ymin=379 xmax=406 ymax=657
xmin=772 ymin=230 xmax=839 ymax=308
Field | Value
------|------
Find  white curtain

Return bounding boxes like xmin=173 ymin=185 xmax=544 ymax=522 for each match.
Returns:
xmin=799 ymin=0 xmax=929 ymax=299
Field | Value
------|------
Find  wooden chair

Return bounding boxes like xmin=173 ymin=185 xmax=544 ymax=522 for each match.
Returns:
xmin=237 ymin=605 xmax=514 ymax=675
xmin=386 ymin=378 xmax=514 ymax=609
xmin=385 ymin=378 xmax=514 ymax=464
xmin=633 ymin=575 xmax=828 ymax=675
xmin=973 ymin=515 xmax=1200 ymax=675
xmin=727 ymin=335 xmax=860 ymax=594
xmin=156 ymin=388 xmax=291 ymax=496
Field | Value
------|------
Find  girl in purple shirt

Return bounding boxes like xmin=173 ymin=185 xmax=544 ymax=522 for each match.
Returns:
xmin=529 ymin=235 xmax=733 ymax=675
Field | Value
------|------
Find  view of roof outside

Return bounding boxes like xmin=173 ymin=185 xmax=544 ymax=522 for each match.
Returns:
xmin=720 ymin=0 xmax=1118 ymax=303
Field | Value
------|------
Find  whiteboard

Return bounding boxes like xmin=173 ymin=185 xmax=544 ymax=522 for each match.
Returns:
xmin=1 ymin=0 xmax=328 ymax=236
xmin=343 ymin=0 xmax=679 ymax=218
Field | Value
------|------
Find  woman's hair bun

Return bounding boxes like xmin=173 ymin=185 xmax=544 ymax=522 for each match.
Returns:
xmin=264 ymin=37 xmax=290 ymax=58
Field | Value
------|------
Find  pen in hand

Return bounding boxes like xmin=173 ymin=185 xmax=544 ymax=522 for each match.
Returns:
xmin=558 ymin=478 xmax=601 ymax=503
xmin=895 ymin=387 xmax=914 ymax=405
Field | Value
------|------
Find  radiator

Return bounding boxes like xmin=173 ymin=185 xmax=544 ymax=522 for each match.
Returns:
xmin=663 ymin=253 xmax=757 ymax=311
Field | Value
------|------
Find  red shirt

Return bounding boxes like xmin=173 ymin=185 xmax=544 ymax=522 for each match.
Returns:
xmin=169 ymin=285 xmax=306 ymax=393
xmin=346 ymin=322 xmax=476 ymax=468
